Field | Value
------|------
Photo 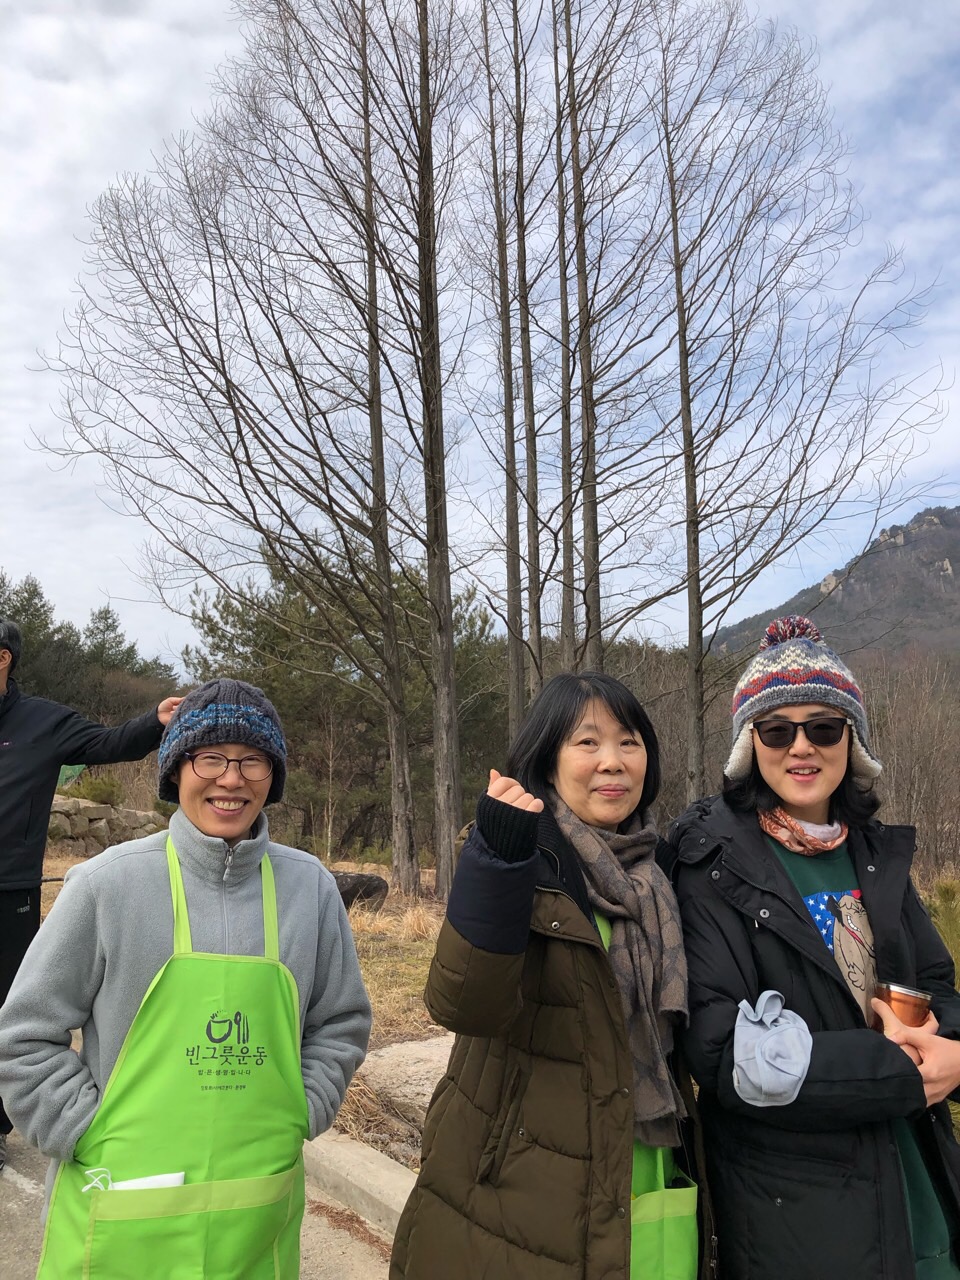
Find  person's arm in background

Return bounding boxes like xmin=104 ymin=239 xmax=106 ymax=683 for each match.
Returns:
xmin=300 ymin=877 xmax=372 ymax=1139
xmin=0 ymin=870 xmax=104 ymax=1161
xmin=58 ymin=696 xmax=183 ymax=766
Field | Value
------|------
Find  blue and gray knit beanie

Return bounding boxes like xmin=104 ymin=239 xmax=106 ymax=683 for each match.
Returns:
xmin=158 ymin=678 xmax=287 ymax=804
xmin=725 ymin=616 xmax=881 ymax=784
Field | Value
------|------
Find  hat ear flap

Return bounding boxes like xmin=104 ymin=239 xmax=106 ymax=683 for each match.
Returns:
xmin=849 ymin=732 xmax=882 ymax=782
xmin=724 ymin=723 xmax=754 ymax=782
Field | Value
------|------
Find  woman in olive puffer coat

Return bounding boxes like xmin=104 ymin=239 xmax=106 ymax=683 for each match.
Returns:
xmin=391 ymin=673 xmax=705 ymax=1280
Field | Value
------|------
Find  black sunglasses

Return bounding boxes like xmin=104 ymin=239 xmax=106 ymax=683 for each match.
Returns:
xmin=752 ymin=716 xmax=851 ymax=749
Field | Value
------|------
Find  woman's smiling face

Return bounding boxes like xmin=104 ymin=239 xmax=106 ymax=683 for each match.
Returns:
xmin=176 ymin=742 xmax=272 ymax=842
xmin=549 ymin=699 xmax=647 ymax=829
xmin=752 ymin=703 xmax=849 ymax=824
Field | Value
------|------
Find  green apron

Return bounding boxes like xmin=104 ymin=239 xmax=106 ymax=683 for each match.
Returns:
xmin=37 ymin=838 xmax=309 ymax=1280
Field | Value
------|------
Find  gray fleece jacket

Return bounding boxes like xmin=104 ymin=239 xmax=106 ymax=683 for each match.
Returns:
xmin=0 ymin=808 xmax=371 ymax=1192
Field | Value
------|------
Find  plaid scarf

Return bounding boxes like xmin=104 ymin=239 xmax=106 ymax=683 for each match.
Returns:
xmin=549 ymin=790 xmax=688 ymax=1147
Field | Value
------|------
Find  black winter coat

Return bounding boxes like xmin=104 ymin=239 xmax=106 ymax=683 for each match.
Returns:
xmin=0 ymin=680 xmax=163 ymax=890
xmin=662 ymin=795 xmax=960 ymax=1280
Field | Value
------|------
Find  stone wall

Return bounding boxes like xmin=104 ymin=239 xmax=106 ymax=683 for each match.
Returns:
xmin=48 ymin=794 xmax=167 ymax=857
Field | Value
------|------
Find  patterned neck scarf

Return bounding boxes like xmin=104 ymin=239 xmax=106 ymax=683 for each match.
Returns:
xmin=548 ymin=789 xmax=688 ymax=1148
xmin=759 ymin=807 xmax=848 ymax=855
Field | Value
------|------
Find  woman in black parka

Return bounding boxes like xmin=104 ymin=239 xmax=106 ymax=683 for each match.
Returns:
xmin=664 ymin=615 xmax=960 ymax=1280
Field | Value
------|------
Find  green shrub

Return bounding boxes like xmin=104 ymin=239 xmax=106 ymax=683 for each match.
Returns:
xmin=927 ymin=879 xmax=960 ymax=966
xmin=926 ymin=879 xmax=960 ymax=1140
xmin=70 ymin=772 xmax=124 ymax=807
xmin=153 ymin=798 xmax=177 ymax=819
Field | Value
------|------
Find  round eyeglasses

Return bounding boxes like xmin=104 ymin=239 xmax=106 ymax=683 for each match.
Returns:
xmin=751 ymin=717 xmax=851 ymax=750
xmin=183 ymin=751 xmax=274 ymax=781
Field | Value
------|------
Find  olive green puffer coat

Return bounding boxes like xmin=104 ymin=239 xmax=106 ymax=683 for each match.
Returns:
xmin=391 ymin=830 xmax=640 ymax=1279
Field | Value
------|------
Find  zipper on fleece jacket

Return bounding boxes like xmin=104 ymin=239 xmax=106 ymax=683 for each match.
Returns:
xmin=221 ymin=845 xmax=234 ymax=952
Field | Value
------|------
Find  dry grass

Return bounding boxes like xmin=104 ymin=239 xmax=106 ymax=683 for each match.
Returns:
xmin=64 ymin=758 xmax=160 ymax=813
xmin=333 ymin=1072 xmax=423 ymax=1170
xmin=334 ymin=887 xmax=444 ymax=1166
xmin=40 ymin=845 xmax=87 ymax=918
xmin=307 ymin=1197 xmax=393 ymax=1261
xmin=344 ymin=891 xmax=444 ymax=1051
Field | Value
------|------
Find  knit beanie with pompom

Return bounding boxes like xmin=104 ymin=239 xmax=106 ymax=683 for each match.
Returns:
xmin=724 ymin=615 xmax=881 ymax=784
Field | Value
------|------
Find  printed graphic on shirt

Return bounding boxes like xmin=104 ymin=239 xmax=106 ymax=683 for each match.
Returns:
xmin=802 ymin=888 xmax=876 ymax=1020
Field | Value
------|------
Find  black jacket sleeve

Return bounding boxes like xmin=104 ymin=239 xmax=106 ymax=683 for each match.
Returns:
xmin=58 ymin=707 xmax=163 ymax=767
xmin=679 ymin=881 xmax=928 ymax=1132
xmin=425 ymin=815 xmax=540 ymax=1039
xmin=446 ymin=820 xmax=539 ymax=955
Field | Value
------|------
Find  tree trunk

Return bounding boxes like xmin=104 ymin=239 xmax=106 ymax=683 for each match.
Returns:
xmin=361 ymin=0 xmax=420 ymax=892
xmin=563 ymin=0 xmax=602 ymax=671
xmin=552 ymin=0 xmax=576 ymax=672
xmin=417 ymin=0 xmax=461 ymax=897
xmin=482 ymin=0 xmax=525 ymax=742
xmin=385 ymin=703 xmax=419 ymax=894
xmin=512 ymin=0 xmax=542 ymax=698
xmin=663 ymin=119 xmax=705 ymax=800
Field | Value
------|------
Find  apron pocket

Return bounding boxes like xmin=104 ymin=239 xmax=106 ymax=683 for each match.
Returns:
xmin=629 ymin=1172 xmax=699 ymax=1280
xmin=82 ymin=1161 xmax=303 ymax=1280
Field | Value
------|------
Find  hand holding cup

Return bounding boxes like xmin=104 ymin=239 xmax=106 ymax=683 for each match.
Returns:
xmin=871 ymin=998 xmax=925 ymax=1067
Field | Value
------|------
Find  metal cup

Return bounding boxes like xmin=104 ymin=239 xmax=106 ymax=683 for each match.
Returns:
xmin=870 ymin=981 xmax=932 ymax=1030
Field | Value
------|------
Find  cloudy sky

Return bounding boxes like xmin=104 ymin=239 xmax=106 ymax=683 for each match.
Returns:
xmin=2 ymin=0 xmax=958 ymax=669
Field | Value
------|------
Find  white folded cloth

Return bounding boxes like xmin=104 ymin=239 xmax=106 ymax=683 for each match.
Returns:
xmin=732 ymin=989 xmax=812 ymax=1107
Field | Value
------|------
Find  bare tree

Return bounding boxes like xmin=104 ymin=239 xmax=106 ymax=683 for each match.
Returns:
xmin=467 ymin=0 xmax=682 ymax=677
xmin=45 ymin=0 xmax=473 ymax=894
xmin=477 ymin=0 xmax=527 ymax=737
xmin=633 ymin=0 xmax=939 ymax=797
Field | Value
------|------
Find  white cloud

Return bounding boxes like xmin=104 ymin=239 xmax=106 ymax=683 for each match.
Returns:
xmin=2 ymin=0 xmax=957 ymax=663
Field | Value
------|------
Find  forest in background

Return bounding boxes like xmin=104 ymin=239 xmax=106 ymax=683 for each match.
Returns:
xmin=7 ymin=527 xmax=960 ymax=886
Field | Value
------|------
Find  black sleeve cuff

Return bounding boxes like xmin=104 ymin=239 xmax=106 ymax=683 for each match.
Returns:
xmin=446 ymin=825 xmax=540 ymax=954
xmin=475 ymin=792 xmax=541 ymax=863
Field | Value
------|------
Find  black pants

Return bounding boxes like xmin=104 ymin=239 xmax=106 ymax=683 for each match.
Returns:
xmin=0 ymin=886 xmax=41 ymax=1134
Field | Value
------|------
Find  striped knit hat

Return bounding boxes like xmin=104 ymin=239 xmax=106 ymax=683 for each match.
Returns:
xmin=157 ymin=678 xmax=287 ymax=804
xmin=725 ymin=616 xmax=881 ymax=783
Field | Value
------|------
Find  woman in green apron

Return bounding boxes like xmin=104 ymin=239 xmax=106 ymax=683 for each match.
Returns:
xmin=0 ymin=679 xmax=371 ymax=1279
xmin=391 ymin=672 xmax=703 ymax=1280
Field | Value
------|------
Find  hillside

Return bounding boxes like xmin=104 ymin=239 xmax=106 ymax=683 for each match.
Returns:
xmin=714 ymin=506 xmax=960 ymax=657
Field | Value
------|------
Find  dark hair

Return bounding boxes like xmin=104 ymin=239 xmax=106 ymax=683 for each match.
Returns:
xmin=0 ymin=618 xmax=21 ymax=674
xmin=505 ymin=671 xmax=661 ymax=814
xmin=723 ymin=755 xmax=880 ymax=827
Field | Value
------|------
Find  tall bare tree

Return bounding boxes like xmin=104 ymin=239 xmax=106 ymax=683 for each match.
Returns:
xmin=477 ymin=0 xmax=527 ymax=737
xmin=46 ymin=0 xmax=471 ymax=893
xmin=637 ymin=0 xmax=939 ymax=797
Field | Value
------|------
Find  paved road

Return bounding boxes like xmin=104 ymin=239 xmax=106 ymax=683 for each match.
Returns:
xmin=0 ymin=1130 xmax=390 ymax=1279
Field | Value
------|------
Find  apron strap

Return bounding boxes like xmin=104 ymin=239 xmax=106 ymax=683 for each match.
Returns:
xmin=165 ymin=837 xmax=280 ymax=962
xmin=260 ymin=854 xmax=279 ymax=962
xmin=165 ymin=837 xmax=194 ymax=955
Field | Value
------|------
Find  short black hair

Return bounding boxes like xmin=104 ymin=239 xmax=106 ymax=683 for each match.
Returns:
xmin=0 ymin=618 xmax=21 ymax=674
xmin=723 ymin=755 xmax=880 ymax=827
xmin=505 ymin=671 xmax=661 ymax=814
